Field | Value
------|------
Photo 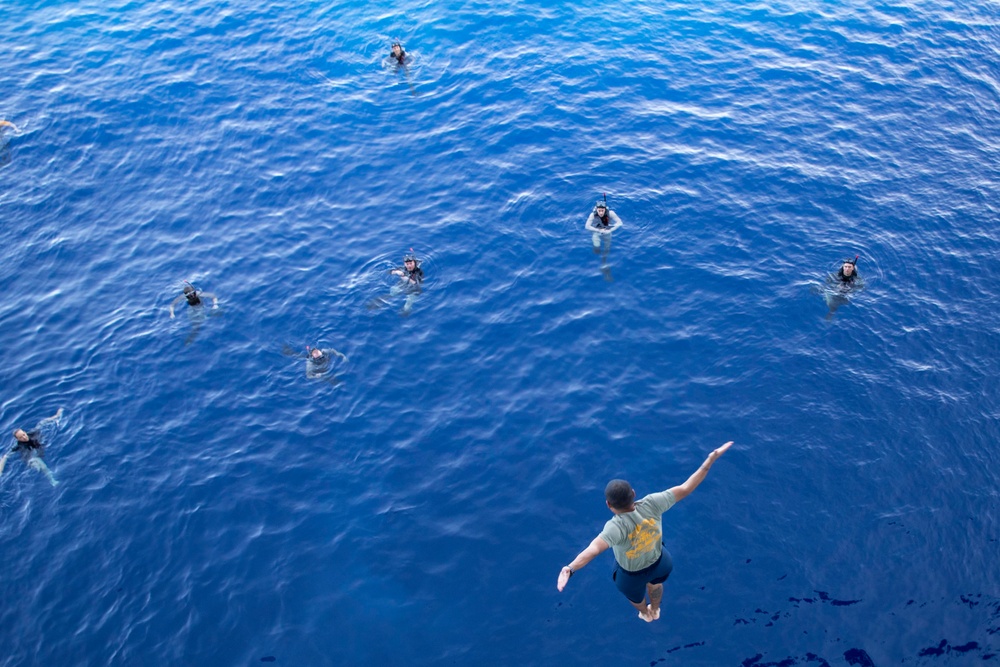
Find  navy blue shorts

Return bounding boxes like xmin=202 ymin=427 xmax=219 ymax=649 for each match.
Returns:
xmin=612 ymin=548 xmax=673 ymax=603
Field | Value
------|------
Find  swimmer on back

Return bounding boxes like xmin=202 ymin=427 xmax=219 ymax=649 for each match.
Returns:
xmin=0 ymin=408 xmax=64 ymax=487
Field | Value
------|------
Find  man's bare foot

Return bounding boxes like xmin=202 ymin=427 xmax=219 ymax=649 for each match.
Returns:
xmin=637 ymin=607 xmax=654 ymax=623
xmin=646 ymin=604 xmax=660 ymax=620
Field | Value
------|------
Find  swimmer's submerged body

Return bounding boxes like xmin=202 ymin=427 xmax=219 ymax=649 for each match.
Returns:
xmin=0 ymin=408 xmax=64 ymax=487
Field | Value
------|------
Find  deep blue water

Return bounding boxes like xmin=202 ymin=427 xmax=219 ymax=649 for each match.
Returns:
xmin=2 ymin=0 xmax=1000 ymax=665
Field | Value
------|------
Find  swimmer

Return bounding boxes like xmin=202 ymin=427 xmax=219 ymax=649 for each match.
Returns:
xmin=283 ymin=345 xmax=349 ymax=385
xmin=390 ymin=42 xmax=408 ymax=65
xmin=835 ymin=258 xmax=859 ymax=284
xmin=585 ymin=199 xmax=622 ymax=280
xmin=824 ymin=256 xmax=863 ymax=320
xmin=0 ymin=120 xmax=16 ymax=167
xmin=387 ymin=41 xmax=418 ymax=95
xmin=169 ymin=282 xmax=220 ymax=345
xmin=0 ymin=408 xmax=64 ymax=487
xmin=557 ymin=441 xmax=733 ymax=622
xmin=369 ymin=254 xmax=425 ymax=315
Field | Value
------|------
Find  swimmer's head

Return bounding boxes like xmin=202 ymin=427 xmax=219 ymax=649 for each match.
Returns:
xmin=391 ymin=42 xmax=404 ymax=56
xmin=842 ymin=259 xmax=856 ymax=275
xmin=310 ymin=347 xmax=324 ymax=359
xmin=183 ymin=284 xmax=196 ymax=295
xmin=595 ymin=201 xmax=607 ymax=213
xmin=13 ymin=429 xmax=29 ymax=443
xmin=404 ymin=254 xmax=417 ymax=267
xmin=605 ymin=479 xmax=635 ymax=511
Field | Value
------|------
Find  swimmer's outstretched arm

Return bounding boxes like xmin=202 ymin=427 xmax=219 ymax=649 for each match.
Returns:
xmin=668 ymin=441 xmax=733 ymax=502
xmin=168 ymin=294 xmax=185 ymax=318
xmin=36 ymin=407 xmax=63 ymax=429
xmin=557 ymin=536 xmax=610 ymax=591
xmin=199 ymin=292 xmax=219 ymax=308
xmin=327 ymin=348 xmax=349 ymax=362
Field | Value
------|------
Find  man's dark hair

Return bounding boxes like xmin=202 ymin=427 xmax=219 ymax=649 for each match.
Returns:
xmin=605 ymin=479 xmax=635 ymax=510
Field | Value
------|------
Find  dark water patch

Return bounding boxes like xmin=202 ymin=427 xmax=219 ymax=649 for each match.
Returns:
xmin=843 ymin=648 xmax=875 ymax=666
xmin=650 ymin=641 xmax=705 ymax=663
xmin=742 ymin=653 xmax=831 ymax=667
xmin=918 ymin=639 xmax=979 ymax=657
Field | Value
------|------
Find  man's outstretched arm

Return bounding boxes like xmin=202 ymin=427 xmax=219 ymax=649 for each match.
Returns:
xmin=668 ymin=441 xmax=733 ymax=502
xmin=557 ymin=536 xmax=610 ymax=591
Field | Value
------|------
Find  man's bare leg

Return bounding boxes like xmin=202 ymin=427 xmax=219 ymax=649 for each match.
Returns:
xmin=629 ymin=598 xmax=654 ymax=622
xmin=647 ymin=583 xmax=663 ymax=620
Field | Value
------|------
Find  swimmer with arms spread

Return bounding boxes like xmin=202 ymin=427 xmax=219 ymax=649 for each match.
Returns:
xmin=0 ymin=408 xmax=64 ymax=487
xmin=169 ymin=283 xmax=219 ymax=318
xmin=557 ymin=441 xmax=733 ymax=622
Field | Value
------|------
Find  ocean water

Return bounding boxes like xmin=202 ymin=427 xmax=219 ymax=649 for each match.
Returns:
xmin=2 ymin=0 xmax=999 ymax=665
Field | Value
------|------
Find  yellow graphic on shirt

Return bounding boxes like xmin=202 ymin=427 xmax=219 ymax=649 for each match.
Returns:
xmin=625 ymin=518 xmax=662 ymax=559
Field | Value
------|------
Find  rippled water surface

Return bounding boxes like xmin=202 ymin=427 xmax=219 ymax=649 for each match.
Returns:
xmin=2 ymin=1 xmax=999 ymax=665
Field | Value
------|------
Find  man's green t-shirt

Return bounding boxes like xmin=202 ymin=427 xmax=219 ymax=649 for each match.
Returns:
xmin=598 ymin=490 xmax=677 ymax=572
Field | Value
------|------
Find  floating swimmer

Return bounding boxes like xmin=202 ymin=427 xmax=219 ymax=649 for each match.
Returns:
xmin=283 ymin=345 xmax=349 ymax=386
xmin=584 ymin=195 xmax=622 ymax=281
xmin=390 ymin=42 xmax=409 ymax=65
xmin=0 ymin=121 xmax=16 ymax=166
xmin=0 ymin=408 xmax=64 ymax=487
xmin=369 ymin=252 xmax=425 ymax=315
xmin=386 ymin=41 xmax=418 ymax=96
xmin=169 ymin=282 xmax=220 ymax=345
xmin=557 ymin=441 xmax=733 ymax=622
xmin=824 ymin=256 xmax=863 ymax=320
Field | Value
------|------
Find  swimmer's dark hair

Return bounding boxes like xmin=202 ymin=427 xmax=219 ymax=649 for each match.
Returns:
xmin=605 ymin=479 xmax=635 ymax=510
